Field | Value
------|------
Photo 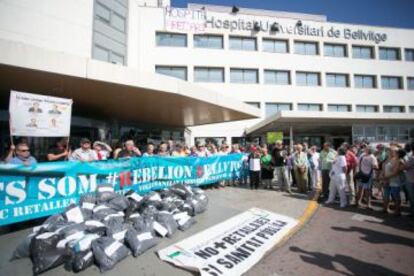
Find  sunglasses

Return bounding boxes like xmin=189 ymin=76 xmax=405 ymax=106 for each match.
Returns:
xmin=18 ymin=149 xmax=30 ymax=152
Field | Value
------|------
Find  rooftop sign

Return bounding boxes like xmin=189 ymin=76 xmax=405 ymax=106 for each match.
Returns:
xmin=164 ymin=7 xmax=388 ymax=43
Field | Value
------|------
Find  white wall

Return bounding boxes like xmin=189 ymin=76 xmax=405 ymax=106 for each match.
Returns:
xmin=133 ymin=5 xmax=414 ymax=144
xmin=0 ymin=0 xmax=94 ymax=58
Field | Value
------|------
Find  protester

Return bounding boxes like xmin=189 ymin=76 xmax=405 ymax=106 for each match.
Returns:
xmin=248 ymin=145 xmax=261 ymax=189
xmin=112 ymin=141 xmax=123 ymax=160
xmin=143 ymin=144 xmax=155 ymax=157
xmin=404 ymin=142 xmax=414 ymax=217
xmin=157 ymin=143 xmax=170 ymax=156
xmin=343 ymin=143 xmax=358 ymax=205
xmin=380 ymin=147 xmax=403 ymax=215
xmin=189 ymin=146 xmax=198 ymax=157
xmin=293 ymin=144 xmax=308 ymax=193
xmin=308 ymin=145 xmax=320 ymax=191
xmin=6 ymin=142 xmax=37 ymax=166
xmin=167 ymin=139 xmax=174 ymax=155
xmin=320 ymin=142 xmax=337 ymax=199
xmin=93 ymin=141 xmax=112 ymax=160
xmin=196 ymin=144 xmax=210 ymax=158
xmin=172 ymin=143 xmax=187 ymax=157
xmin=325 ymin=147 xmax=348 ymax=208
xmin=47 ymin=138 xmax=69 ymax=162
xmin=70 ymin=138 xmax=98 ymax=162
xmin=260 ymin=147 xmax=273 ymax=189
xmin=356 ymin=146 xmax=378 ymax=208
xmin=272 ymin=141 xmax=291 ymax=193
xmin=117 ymin=139 xmax=141 ymax=159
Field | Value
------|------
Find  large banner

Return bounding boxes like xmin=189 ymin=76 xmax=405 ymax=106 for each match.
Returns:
xmin=158 ymin=208 xmax=298 ymax=276
xmin=9 ymin=90 xmax=73 ymax=137
xmin=0 ymin=154 xmax=246 ymax=226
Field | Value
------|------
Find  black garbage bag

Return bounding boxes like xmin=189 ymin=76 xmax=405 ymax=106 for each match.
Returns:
xmin=96 ymin=184 xmax=117 ymax=203
xmin=104 ymin=217 xmax=129 ymax=242
xmin=155 ymin=211 xmax=177 ymax=238
xmin=159 ymin=189 xmax=174 ymax=199
xmin=170 ymin=184 xmax=193 ymax=199
xmin=141 ymin=204 xmax=159 ymax=220
xmin=71 ymin=233 xmax=101 ymax=253
xmin=55 ymin=223 xmax=87 ymax=238
xmin=56 ymin=230 xmax=86 ymax=250
xmin=108 ymin=195 xmax=130 ymax=211
xmin=68 ymin=250 xmax=94 ymax=273
xmin=80 ymin=201 xmax=95 ymax=220
xmin=173 ymin=211 xmax=196 ymax=231
xmin=11 ymin=232 xmax=36 ymax=260
xmin=79 ymin=193 xmax=96 ymax=205
xmin=63 ymin=204 xmax=85 ymax=224
xmin=125 ymin=191 xmax=143 ymax=217
xmin=91 ymin=237 xmax=129 ymax=272
xmin=92 ymin=205 xmax=119 ymax=221
xmin=179 ymin=201 xmax=195 ymax=216
xmin=193 ymin=193 xmax=208 ymax=214
xmin=84 ymin=220 xmax=107 ymax=236
xmin=125 ymin=227 xmax=158 ymax=257
xmin=30 ymin=231 xmax=66 ymax=275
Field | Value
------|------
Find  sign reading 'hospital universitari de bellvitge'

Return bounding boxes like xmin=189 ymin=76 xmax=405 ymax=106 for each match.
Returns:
xmin=164 ymin=6 xmax=387 ymax=44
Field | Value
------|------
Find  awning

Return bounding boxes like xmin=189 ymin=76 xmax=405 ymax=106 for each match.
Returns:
xmin=0 ymin=39 xmax=260 ymax=127
xmin=246 ymin=110 xmax=414 ymax=135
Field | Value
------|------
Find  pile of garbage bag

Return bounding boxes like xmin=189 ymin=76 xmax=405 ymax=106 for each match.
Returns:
xmin=11 ymin=183 xmax=208 ymax=274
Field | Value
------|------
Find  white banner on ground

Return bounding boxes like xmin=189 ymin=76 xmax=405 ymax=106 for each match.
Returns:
xmin=9 ymin=90 xmax=72 ymax=137
xmin=158 ymin=208 xmax=298 ymax=276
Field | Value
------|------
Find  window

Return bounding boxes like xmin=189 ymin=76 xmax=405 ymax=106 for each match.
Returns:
xmin=194 ymin=67 xmax=224 ymax=83
xmin=383 ymin=105 xmax=405 ymax=113
xmin=354 ymin=75 xmax=376 ymax=88
xmin=262 ymin=39 xmax=289 ymax=53
xmin=379 ymin=47 xmax=400 ymax=60
xmin=410 ymin=106 xmax=414 ymax=113
xmin=326 ymin=73 xmax=349 ymax=87
xmin=352 ymin=45 xmax=374 ymax=59
xmin=296 ymin=72 xmax=320 ymax=86
xmin=110 ymin=51 xmax=124 ymax=65
xmin=356 ymin=105 xmax=379 ymax=113
xmin=245 ymin=102 xmax=261 ymax=109
xmin=324 ymin=43 xmax=347 ymax=57
xmin=156 ymin=32 xmax=187 ymax=47
xmin=381 ymin=76 xmax=403 ymax=89
xmin=96 ymin=2 xmax=110 ymax=22
xmin=229 ymin=36 xmax=257 ymax=51
xmin=230 ymin=69 xmax=258 ymax=83
xmin=155 ymin=66 xmax=187 ymax=80
xmin=297 ymin=103 xmax=322 ymax=111
xmin=405 ymin=49 xmax=414 ymax=61
xmin=93 ymin=44 xmax=110 ymax=62
xmin=265 ymin=103 xmax=292 ymax=117
xmin=408 ymin=77 xmax=414 ymax=90
xmin=294 ymin=41 xmax=318 ymax=55
xmin=111 ymin=12 xmax=126 ymax=32
xmin=194 ymin=34 xmax=223 ymax=49
xmin=264 ymin=70 xmax=290 ymax=85
xmin=328 ymin=104 xmax=351 ymax=112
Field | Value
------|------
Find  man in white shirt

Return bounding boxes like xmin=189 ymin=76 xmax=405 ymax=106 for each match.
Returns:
xmin=70 ymin=138 xmax=98 ymax=162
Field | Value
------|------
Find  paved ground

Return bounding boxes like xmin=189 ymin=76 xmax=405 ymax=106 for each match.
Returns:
xmin=246 ymin=200 xmax=414 ymax=276
xmin=0 ymin=185 xmax=311 ymax=276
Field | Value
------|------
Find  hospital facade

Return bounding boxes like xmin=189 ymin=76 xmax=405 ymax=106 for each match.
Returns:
xmin=0 ymin=0 xmax=413 ymax=155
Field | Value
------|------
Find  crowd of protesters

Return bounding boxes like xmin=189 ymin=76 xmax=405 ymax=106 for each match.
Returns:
xmin=2 ymin=137 xmax=414 ymax=217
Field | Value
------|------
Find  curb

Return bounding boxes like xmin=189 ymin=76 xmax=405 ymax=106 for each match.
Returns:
xmin=262 ymin=190 xmax=321 ymax=257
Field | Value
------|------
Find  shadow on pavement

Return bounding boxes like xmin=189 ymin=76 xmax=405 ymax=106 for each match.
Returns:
xmin=331 ymin=226 xmax=414 ymax=247
xmin=321 ymin=203 xmax=414 ymax=233
xmin=289 ymin=246 xmax=406 ymax=276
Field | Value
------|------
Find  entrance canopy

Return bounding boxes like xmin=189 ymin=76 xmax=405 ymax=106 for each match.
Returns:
xmin=0 ymin=39 xmax=259 ymax=127
xmin=246 ymin=111 xmax=414 ymax=136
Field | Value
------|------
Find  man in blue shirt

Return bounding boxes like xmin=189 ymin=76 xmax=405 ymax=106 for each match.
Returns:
xmin=6 ymin=142 xmax=37 ymax=166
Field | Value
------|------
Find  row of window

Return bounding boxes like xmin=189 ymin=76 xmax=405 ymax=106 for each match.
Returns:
xmin=156 ymin=32 xmax=414 ymax=61
xmin=154 ymin=65 xmax=414 ymax=89
xmin=253 ymin=103 xmax=414 ymax=118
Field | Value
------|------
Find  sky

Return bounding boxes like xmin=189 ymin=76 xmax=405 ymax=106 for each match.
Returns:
xmin=172 ymin=0 xmax=414 ymax=29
